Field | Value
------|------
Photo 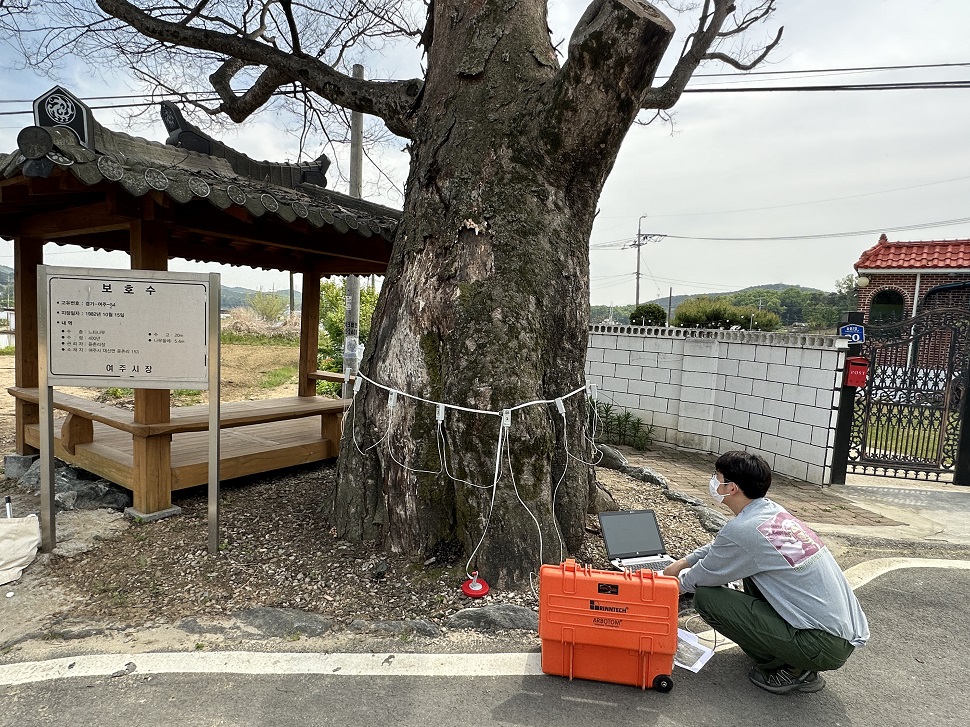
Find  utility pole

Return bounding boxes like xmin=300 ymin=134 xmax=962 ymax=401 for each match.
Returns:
xmin=634 ymin=214 xmax=647 ymax=306
xmin=629 ymin=216 xmax=665 ymax=306
xmin=342 ymin=63 xmax=364 ymax=398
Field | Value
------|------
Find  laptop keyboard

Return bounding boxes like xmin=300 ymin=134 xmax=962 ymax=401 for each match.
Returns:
xmin=626 ymin=560 xmax=673 ymax=572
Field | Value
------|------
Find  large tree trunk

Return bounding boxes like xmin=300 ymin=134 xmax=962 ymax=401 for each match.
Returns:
xmin=332 ymin=0 xmax=675 ymax=585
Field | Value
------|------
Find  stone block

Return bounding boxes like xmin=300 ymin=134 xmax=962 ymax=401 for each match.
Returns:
xmin=4 ymin=454 xmax=38 ymax=480
xmin=124 ymin=505 xmax=183 ymax=522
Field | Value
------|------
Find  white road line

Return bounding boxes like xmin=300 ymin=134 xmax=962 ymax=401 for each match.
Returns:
xmin=842 ymin=556 xmax=970 ymax=589
xmin=0 ymin=651 xmax=545 ymax=686
xmin=3 ymin=558 xmax=969 ymax=687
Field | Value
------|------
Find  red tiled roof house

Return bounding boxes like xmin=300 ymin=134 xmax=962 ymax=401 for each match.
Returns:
xmin=854 ymin=234 xmax=970 ymax=323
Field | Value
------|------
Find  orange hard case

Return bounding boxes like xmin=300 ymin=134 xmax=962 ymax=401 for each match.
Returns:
xmin=538 ymin=558 xmax=679 ymax=691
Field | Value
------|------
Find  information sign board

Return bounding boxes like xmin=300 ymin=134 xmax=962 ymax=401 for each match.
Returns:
xmin=44 ymin=268 xmax=210 ymax=388
xmin=838 ymin=323 xmax=865 ymax=343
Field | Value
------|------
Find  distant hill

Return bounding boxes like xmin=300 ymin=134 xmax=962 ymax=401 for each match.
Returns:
xmin=591 ymin=283 xmax=827 ymax=325
xmin=0 ymin=265 xmax=13 ymax=285
xmin=643 ymin=283 xmax=825 ymax=314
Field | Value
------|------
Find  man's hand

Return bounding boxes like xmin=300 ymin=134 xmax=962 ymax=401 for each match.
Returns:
xmin=664 ymin=558 xmax=690 ymax=578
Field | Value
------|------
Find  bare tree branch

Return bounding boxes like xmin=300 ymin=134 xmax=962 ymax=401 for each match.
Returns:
xmin=704 ymin=26 xmax=782 ymax=70
xmin=643 ymin=0 xmax=781 ymax=109
xmin=210 ymin=62 xmax=292 ymax=120
xmin=94 ymin=0 xmax=422 ymax=138
xmin=279 ymin=0 xmax=300 ymax=54
xmin=180 ymin=0 xmax=212 ymax=27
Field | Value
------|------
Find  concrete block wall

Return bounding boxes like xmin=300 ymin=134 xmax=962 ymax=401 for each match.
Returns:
xmin=586 ymin=326 xmax=849 ymax=484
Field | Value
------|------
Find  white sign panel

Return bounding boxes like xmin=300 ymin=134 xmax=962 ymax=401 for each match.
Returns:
xmin=44 ymin=267 xmax=210 ymax=388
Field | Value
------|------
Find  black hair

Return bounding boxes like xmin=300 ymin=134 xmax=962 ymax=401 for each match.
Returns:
xmin=715 ymin=450 xmax=771 ymax=499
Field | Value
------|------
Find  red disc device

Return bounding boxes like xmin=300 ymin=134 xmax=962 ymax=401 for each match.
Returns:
xmin=461 ymin=571 xmax=490 ymax=598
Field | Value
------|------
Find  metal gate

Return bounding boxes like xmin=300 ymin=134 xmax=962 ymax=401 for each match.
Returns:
xmin=847 ymin=307 xmax=970 ymax=481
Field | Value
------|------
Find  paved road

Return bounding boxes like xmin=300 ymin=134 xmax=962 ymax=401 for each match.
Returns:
xmin=2 ymin=566 xmax=967 ymax=727
xmin=839 ymin=484 xmax=970 ymax=544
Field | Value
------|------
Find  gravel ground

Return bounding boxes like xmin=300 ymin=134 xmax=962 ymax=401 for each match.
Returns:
xmin=12 ymin=462 xmax=713 ymax=630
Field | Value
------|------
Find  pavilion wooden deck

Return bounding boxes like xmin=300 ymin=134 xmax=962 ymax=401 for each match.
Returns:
xmin=9 ymin=388 xmax=348 ymax=506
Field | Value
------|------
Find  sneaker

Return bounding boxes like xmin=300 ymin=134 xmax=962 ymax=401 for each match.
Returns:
xmin=748 ymin=666 xmax=826 ymax=694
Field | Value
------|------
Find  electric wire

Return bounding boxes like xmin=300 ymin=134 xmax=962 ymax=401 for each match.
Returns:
xmin=3 ymin=60 xmax=968 ymax=107
xmin=661 ymin=215 xmax=970 ymax=242
xmin=349 ymin=372 xmax=598 ymax=583
xmin=5 ymin=74 xmax=970 ymax=118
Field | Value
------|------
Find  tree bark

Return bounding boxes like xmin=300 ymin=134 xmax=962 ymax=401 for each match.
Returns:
xmin=332 ymin=0 xmax=675 ymax=585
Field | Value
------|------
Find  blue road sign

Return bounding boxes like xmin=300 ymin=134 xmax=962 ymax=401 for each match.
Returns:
xmin=839 ymin=323 xmax=865 ymax=343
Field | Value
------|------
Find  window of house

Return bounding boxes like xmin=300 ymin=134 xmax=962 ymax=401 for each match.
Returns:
xmin=869 ymin=289 xmax=905 ymax=323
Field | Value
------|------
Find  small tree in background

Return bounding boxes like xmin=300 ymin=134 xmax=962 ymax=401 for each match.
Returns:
xmin=740 ymin=307 xmax=782 ymax=331
xmin=247 ymin=288 xmax=288 ymax=323
xmin=629 ymin=303 xmax=667 ymax=327
xmin=319 ymin=278 xmax=380 ymax=372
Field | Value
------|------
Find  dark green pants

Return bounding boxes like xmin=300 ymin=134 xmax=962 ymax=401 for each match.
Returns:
xmin=693 ymin=579 xmax=855 ymax=672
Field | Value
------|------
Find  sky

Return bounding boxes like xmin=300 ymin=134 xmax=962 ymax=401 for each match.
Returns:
xmin=2 ymin=0 xmax=969 ymax=305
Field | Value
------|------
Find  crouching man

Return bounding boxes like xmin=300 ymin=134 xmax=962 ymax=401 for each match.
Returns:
xmin=664 ymin=451 xmax=869 ymax=694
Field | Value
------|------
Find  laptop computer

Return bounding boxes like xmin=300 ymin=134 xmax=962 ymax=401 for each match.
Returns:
xmin=598 ymin=509 xmax=675 ymax=572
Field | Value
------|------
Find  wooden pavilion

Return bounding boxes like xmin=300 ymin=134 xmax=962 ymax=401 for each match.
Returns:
xmin=0 ymin=87 xmax=397 ymax=516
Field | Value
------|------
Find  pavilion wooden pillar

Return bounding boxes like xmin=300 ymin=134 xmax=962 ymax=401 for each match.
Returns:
xmin=129 ymin=220 xmax=172 ymax=514
xmin=13 ymin=237 xmax=42 ymax=455
xmin=299 ymin=273 xmax=321 ymax=398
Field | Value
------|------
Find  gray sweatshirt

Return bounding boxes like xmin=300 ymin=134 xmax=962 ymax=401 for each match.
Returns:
xmin=680 ymin=497 xmax=869 ymax=646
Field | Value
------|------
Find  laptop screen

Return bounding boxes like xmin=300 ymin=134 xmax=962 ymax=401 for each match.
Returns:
xmin=599 ymin=509 xmax=667 ymax=559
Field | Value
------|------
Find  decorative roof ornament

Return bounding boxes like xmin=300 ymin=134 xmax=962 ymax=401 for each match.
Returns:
xmin=160 ymin=100 xmax=214 ymax=155
xmin=158 ymin=101 xmax=331 ymax=190
xmin=144 ymin=168 xmax=170 ymax=191
xmin=32 ymin=86 xmax=95 ymax=149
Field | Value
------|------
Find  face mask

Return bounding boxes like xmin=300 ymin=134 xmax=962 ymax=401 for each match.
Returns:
xmin=709 ymin=475 xmax=726 ymax=505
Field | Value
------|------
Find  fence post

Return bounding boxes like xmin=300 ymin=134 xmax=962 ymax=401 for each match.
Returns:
xmin=829 ymin=312 xmax=865 ymax=485
xmin=955 ymin=379 xmax=970 ymax=486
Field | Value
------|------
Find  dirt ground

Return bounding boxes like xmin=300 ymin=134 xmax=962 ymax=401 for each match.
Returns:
xmin=0 ymin=346 xmax=714 ymax=660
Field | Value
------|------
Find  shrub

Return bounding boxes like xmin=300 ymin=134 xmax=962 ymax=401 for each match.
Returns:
xmin=246 ymin=288 xmax=288 ymax=323
xmin=592 ymin=401 xmax=653 ymax=451
xmin=629 ymin=303 xmax=667 ymax=327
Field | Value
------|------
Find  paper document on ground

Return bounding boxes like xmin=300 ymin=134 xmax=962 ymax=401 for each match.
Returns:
xmin=674 ymin=628 xmax=715 ymax=672
xmin=0 ymin=515 xmax=41 ymax=585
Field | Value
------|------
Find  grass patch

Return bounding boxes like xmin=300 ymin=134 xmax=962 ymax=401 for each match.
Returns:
xmin=259 ymin=366 xmax=298 ymax=389
xmin=221 ymin=331 xmax=300 ymax=346
xmin=172 ymin=389 xmax=204 ymax=405
xmin=101 ymin=387 xmax=134 ymax=399
xmin=0 ymin=346 xmax=14 ymax=356
xmin=863 ymin=401 xmax=948 ymax=460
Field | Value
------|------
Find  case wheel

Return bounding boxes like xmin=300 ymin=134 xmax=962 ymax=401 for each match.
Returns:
xmin=653 ymin=674 xmax=674 ymax=693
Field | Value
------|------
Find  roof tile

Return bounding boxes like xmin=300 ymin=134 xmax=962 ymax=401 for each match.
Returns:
xmin=855 ymin=234 xmax=970 ymax=270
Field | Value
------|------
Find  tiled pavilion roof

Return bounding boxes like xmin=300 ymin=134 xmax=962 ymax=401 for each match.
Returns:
xmin=0 ymin=87 xmax=399 ymax=275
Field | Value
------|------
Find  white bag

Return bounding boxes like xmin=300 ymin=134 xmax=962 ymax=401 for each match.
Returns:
xmin=0 ymin=514 xmax=42 ymax=585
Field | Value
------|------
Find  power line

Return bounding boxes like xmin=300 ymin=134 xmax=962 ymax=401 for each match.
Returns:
xmin=661 ymin=216 xmax=970 ymax=243
xmin=2 ymin=61 xmax=966 ymax=106
xmin=662 ymin=61 xmax=970 ymax=80
xmin=682 ymin=80 xmax=970 ymax=94
xmin=3 ymin=62 xmax=970 ymax=117
xmin=646 ymin=175 xmax=970 ymax=218
xmin=3 ymin=79 xmax=969 ymax=117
